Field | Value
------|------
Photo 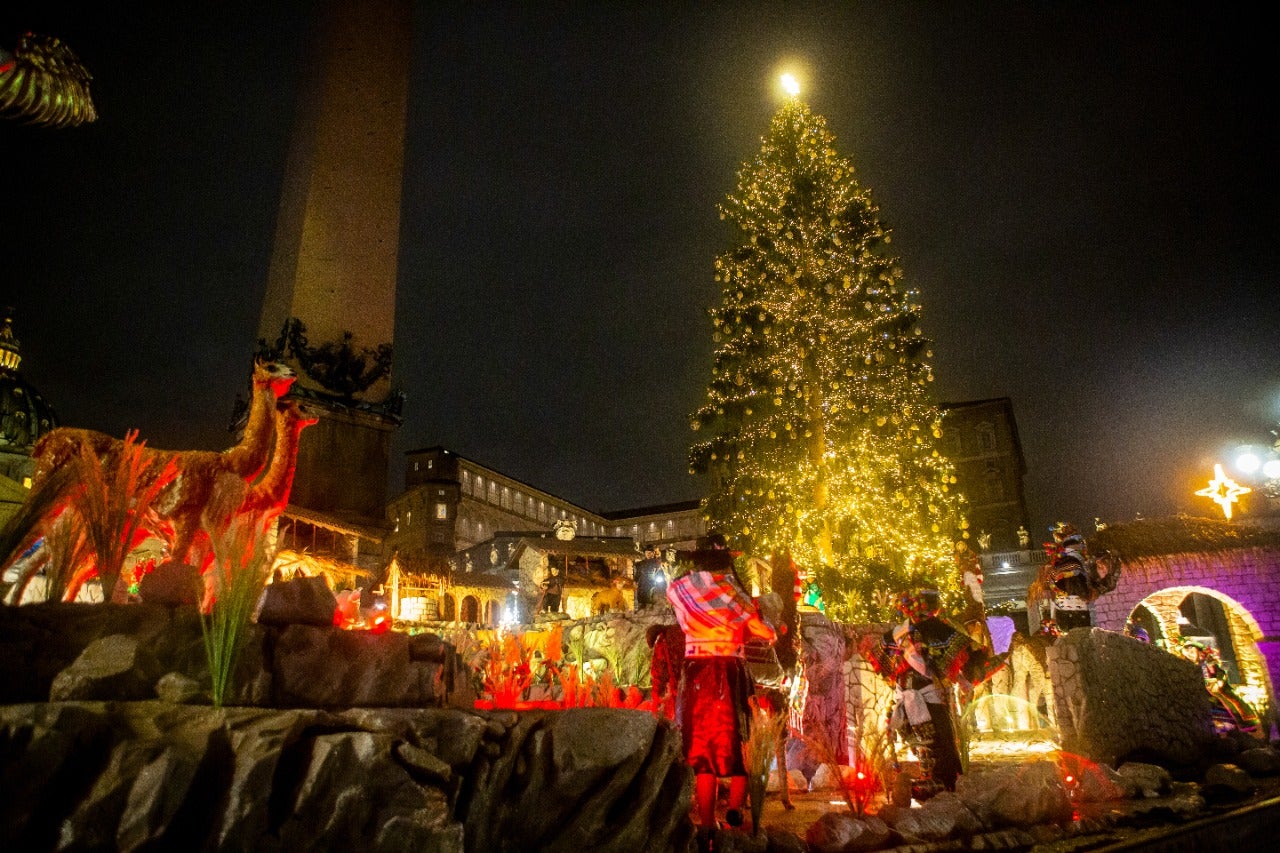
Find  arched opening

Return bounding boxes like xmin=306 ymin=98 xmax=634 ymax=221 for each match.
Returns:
xmin=440 ymin=593 xmax=456 ymax=621
xmin=483 ymin=599 xmax=498 ymax=627
xmin=1129 ymin=585 xmax=1273 ymax=726
xmin=460 ymin=595 xmax=479 ymax=623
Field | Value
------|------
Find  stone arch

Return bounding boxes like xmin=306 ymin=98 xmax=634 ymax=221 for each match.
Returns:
xmin=1128 ymin=585 xmax=1272 ymax=722
xmin=440 ymin=593 xmax=456 ymax=621
xmin=483 ymin=599 xmax=499 ymax=627
xmin=460 ymin=595 xmax=479 ymax=623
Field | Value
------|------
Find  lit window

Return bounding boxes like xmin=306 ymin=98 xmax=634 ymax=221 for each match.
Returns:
xmin=406 ymin=511 xmax=412 ymax=526
xmin=436 ymin=503 xmax=448 ymax=520
xmin=22 ymin=476 xmax=32 ymax=489
xmin=414 ymin=461 xmax=419 ymax=471
xmin=427 ymin=459 xmax=434 ymax=469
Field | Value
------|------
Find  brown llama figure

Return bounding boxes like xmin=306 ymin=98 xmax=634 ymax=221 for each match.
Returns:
xmin=203 ymin=398 xmax=318 ymax=534
xmin=26 ymin=359 xmax=295 ymax=568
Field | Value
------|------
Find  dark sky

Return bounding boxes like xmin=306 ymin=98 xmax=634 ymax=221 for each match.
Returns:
xmin=4 ymin=2 xmax=1278 ymax=535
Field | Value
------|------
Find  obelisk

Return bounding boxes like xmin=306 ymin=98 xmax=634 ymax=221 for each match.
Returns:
xmin=257 ymin=0 xmax=410 ymax=520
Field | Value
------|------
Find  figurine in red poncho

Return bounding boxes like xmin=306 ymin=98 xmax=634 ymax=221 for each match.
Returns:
xmin=667 ymin=536 xmax=776 ymax=831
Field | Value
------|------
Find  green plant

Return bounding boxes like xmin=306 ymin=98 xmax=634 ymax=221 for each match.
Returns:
xmin=198 ymin=514 xmax=271 ymax=707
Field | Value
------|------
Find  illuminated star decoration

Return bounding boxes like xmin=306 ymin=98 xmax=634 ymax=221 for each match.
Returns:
xmin=1195 ymin=463 xmax=1251 ymax=519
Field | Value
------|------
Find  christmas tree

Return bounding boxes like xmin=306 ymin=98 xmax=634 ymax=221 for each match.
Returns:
xmin=689 ymin=92 xmax=967 ymax=622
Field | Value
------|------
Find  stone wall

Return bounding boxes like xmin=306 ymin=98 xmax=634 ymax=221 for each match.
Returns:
xmin=1091 ymin=548 xmax=1280 ymax=720
xmin=0 ymin=702 xmax=692 ymax=852
xmin=1047 ymin=627 xmax=1214 ymax=767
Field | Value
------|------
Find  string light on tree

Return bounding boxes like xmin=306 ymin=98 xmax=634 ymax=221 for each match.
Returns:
xmin=689 ymin=78 xmax=967 ymax=622
xmin=1195 ymin=463 xmax=1251 ymax=519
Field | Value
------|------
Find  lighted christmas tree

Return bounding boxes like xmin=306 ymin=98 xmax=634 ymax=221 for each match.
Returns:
xmin=689 ymin=89 xmax=967 ymax=622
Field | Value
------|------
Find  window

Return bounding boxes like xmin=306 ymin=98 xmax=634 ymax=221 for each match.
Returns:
xmin=474 ymin=476 xmax=484 ymax=497
xmin=984 ymin=465 xmax=1005 ymax=501
xmin=502 ymin=488 xmax=512 ymax=510
xmin=406 ymin=510 xmax=412 ymax=526
xmin=462 ymin=470 xmax=471 ymax=491
xmin=435 ymin=503 xmax=448 ymax=520
xmin=488 ymin=482 xmax=498 ymax=504
xmin=427 ymin=458 xmax=434 ymax=470
xmin=977 ymin=422 xmax=997 ymax=453
xmin=413 ymin=461 xmax=419 ymax=471
xmin=514 ymin=493 xmax=524 ymax=515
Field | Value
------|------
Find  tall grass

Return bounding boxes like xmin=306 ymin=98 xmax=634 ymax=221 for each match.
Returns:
xmin=199 ymin=514 xmax=271 ymax=708
xmin=744 ymin=700 xmax=789 ymax=832
xmin=67 ymin=432 xmax=177 ymax=602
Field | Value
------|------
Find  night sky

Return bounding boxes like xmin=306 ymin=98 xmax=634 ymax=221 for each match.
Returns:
xmin=4 ymin=3 xmax=1277 ymax=535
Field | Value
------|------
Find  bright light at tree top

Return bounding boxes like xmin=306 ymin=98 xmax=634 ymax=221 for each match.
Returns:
xmin=1195 ymin=463 xmax=1251 ymax=520
xmin=780 ymin=73 xmax=800 ymax=96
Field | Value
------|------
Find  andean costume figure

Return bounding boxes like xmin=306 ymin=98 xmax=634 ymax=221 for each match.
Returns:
xmin=667 ymin=545 xmax=776 ymax=830
xmin=863 ymin=589 xmax=1004 ymax=798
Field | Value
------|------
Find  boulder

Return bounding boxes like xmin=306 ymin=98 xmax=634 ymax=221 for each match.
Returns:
xmin=1047 ymin=628 xmax=1213 ymax=766
xmin=1073 ymin=762 xmax=1126 ymax=802
xmin=137 ymin=560 xmax=201 ymax=606
xmin=50 ymin=634 xmax=161 ymax=701
xmin=1202 ymin=763 xmax=1255 ymax=801
xmin=271 ymin=624 xmax=430 ymax=707
xmin=155 ymin=671 xmax=203 ymax=704
xmin=1237 ymin=746 xmax=1280 ymax=776
xmin=255 ymin=576 xmax=337 ymax=626
xmin=1115 ymin=761 xmax=1172 ymax=798
xmin=955 ymin=761 xmax=1071 ymax=828
xmin=767 ymin=768 xmax=809 ymax=794
xmin=764 ymin=827 xmax=807 ymax=853
xmin=889 ymin=791 xmax=981 ymax=840
xmin=804 ymin=813 xmax=891 ymax=853
xmin=710 ymin=827 xmax=769 ymax=853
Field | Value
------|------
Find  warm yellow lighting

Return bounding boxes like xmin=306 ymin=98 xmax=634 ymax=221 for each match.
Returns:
xmin=780 ymin=73 xmax=800 ymax=96
xmin=1195 ymin=463 xmax=1251 ymax=519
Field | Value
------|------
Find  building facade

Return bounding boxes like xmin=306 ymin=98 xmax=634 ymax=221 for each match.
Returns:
xmin=939 ymin=397 xmax=1031 ymax=553
xmin=385 ymin=446 xmax=706 ymax=575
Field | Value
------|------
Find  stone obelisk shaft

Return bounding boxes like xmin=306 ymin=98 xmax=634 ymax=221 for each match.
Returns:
xmin=258 ymin=0 xmax=410 ymax=519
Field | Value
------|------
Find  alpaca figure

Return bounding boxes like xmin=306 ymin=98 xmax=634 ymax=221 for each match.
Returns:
xmin=3 ymin=360 xmax=294 ymax=583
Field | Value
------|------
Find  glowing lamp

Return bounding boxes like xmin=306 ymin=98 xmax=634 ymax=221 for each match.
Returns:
xmin=1264 ymin=459 xmax=1280 ymax=479
xmin=1195 ymin=463 xmax=1251 ymax=519
xmin=1236 ymin=451 xmax=1261 ymax=473
xmin=780 ymin=73 xmax=800 ymax=96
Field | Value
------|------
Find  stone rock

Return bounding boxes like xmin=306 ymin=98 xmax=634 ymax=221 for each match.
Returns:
xmin=955 ymin=761 xmax=1071 ymax=828
xmin=766 ymin=768 xmax=809 ymax=793
xmin=764 ymin=827 xmax=807 ymax=853
xmin=0 ymin=702 xmax=112 ymax=848
xmin=408 ymin=632 xmax=448 ymax=662
xmin=1074 ymin=762 xmax=1126 ymax=802
xmin=462 ymin=709 xmax=693 ymax=853
xmin=804 ymin=813 xmax=890 ymax=853
xmin=1047 ymin=629 xmax=1213 ymax=766
xmin=809 ymin=763 xmax=853 ymax=791
xmin=272 ymin=624 xmax=431 ymax=707
xmin=711 ymin=827 xmax=769 ymax=853
xmin=1115 ymin=761 xmax=1172 ymax=798
xmin=155 ymin=671 xmax=203 ymax=704
xmin=1202 ymin=763 xmax=1255 ymax=801
xmin=1237 ymin=746 xmax=1280 ymax=776
xmin=890 ymin=791 xmax=981 ymax=840
xmin=137 ymin=560 xmax=201 ymax=606
xmin=50 ymin=633 xmax=161 ymax=701
xmin=396 ymin=740 xmax=452 ymax=784
xmin=255 ymin=576 xmax=338 ymax=626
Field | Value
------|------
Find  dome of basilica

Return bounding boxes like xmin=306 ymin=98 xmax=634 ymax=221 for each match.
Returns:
xmin=0 ymin=312 xmax=58 ymax=454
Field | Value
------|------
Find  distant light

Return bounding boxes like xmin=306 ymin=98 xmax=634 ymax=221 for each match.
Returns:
xmin=780 ymin=73 xmax=800 ymax=96
xmin=1001 ymin=561 xmax=1011 ymax=570
xmin=1264 ymin=459 xmax=1280 ymax=479
xmin=1236 ymin=451 xmax=1261 ymax=473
